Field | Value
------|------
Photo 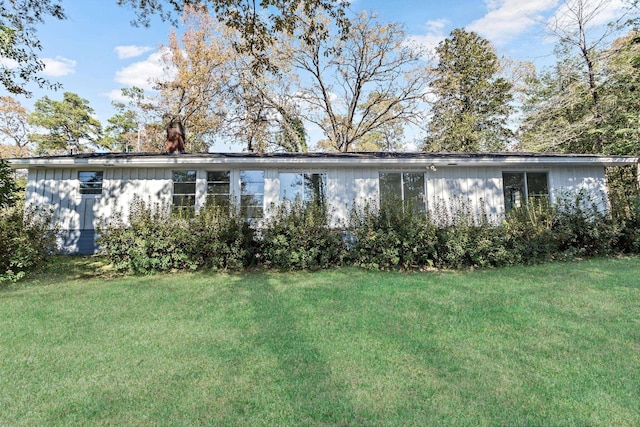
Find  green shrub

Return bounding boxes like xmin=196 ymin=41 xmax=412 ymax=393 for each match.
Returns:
xmin=553 ymin=190 xmax=620 ymax=258
xmin=187 ymin=204 xmax=254 ymax=271
xmin=98 ymin=197 xmax=196 ymax=274
xmin=348 ymin=202 xmax=437 ymax=270
xmin=99 ymin=198 xmax=255 ymax=274
xmin=0 ymin=202 xmax=58 ymax=283
xmin=503 ymin=201 xmax=558 ymax=264
xmin=260 ymin=199 xmax=346 ymax=271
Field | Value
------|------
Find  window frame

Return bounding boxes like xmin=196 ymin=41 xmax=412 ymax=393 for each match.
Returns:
xmin=279 ymin=172 xmax=327 ymax=205
xmin=502 ymin=171 xmax=549 ymax=212
xmin=172 ymin=169 xmax=197 ymax=213
xmin=240 ymin=170 xmax=265 ymax=220
xmin=78 ymin=171 xmax=104 ymax=196
xmin=378 ymin=171 xmax=427 ymax=213
xmin=205 ymin=170 xmax=231 ymax=208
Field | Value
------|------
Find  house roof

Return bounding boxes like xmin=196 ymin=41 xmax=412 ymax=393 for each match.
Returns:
xmin=8 ymin=151 xmax=638 ymax=169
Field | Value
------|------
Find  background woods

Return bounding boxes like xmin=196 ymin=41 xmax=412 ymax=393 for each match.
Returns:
xmin=0 ymin=0 xmax=638 ymax=159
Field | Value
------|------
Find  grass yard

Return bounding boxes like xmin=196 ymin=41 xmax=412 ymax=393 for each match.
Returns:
xmin=1 ymin=257 xmax=639 ymax=426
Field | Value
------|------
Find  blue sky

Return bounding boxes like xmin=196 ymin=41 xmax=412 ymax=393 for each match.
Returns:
xmin=1 ymin=0 xmax=630 ymax=150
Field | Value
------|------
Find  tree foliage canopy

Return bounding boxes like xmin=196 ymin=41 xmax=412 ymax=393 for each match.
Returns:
xmin=423 ymin=29 xmax=513 ymax=152
xmin=28 ymin=92 xmax=103 ymax=154
xmin=519 ymin=0 xmax=639 ymax=156
xmin=0 ymin=0 xmax=66 ymax=96
xmin=1 ymin=0 xmax=348 ymax=96
xmin=0 ymin=96 xmax=31 ymax=156
xmin=0 ymin=159 xmax=18 ymax=209
xmin=118 ymin=0 xmax=349 ymax=70
xmin=289 ymin=11 xmax=430 ymax=152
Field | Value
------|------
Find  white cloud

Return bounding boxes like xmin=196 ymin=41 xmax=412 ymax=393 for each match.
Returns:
xmin=41 ymin=56 xmax=76 ymax=77
xmin=103 ymin=89 xmax=128 ymax=102
xmin=468 ymin=0 xmax=559 ymax=45
xmin=407 ymin=19 xmax=450 ymax=57
xmin=114 ymin=45 xmax=154 ymax=60
xmin=114 ymin=49 xmax=172 ymax=91
xmin=0 ymin=58 xmax=19 ymax=69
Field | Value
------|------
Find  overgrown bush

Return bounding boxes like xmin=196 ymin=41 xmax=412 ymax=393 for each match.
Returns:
xmin=0 ymin=202 xmax=58 ymax=283
xmin=347 ymin=190 xmax=632 ymax=271
xmin=348 ymin=202 xmax=437 ymax=270
xmin=98 ymin=198 xmax=195 ymax=274
xmin=259 ymin=199 xmax=346 ymax=270
xmin=553 ymin=190 xmax=620 ymax=258
xmin=606 ymin=167 xmax=640 ymax=253
xmin=99 ymin=198 xmax=255 ymax=274
xmin=97 ymin=185 xmax=640 ymax=275
xmin=187 ymin=204 xmax=255 ymax=271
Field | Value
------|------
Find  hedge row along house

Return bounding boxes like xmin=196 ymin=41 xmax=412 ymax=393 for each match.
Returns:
xmin=9 ymin=152 xmax=638 ymax=254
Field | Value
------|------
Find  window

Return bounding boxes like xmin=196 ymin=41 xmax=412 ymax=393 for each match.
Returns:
xmin=172 ymin=170 xmax=196 ymax=212
xmin=379 ymin=172 xmax=426 ymax=213
xmin=279 ymin=172 xmax=326 ymax=204
xmin=206 ymin=171 xmax=230 ymax=207
xmin=503 ymin=172 xmax=549 ymax=212
xmin=79 ymin=171 xmax=103 ymax=195
xmin=240 ymin=170 xmax=264 ymax=219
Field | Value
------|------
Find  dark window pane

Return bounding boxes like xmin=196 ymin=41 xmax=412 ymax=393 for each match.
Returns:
xmin=207 ymin=171 xmax=230 ymax=182
xmin=174 ymin=183 xmax=196 ymax=195
xmin=207 ymin=183 xmax=230 ymax=194
xmin=379 ymin=173 xmax=402 ymax=209
xmin=305 ymin=173 xmax=326 ymax=203
xmin=172 ymin=170 xmax=196 ymax=210
xmin=240 ymin=170 xmax=264 ymax=218
xmin=79 ymin=171 xmax=103 ymax=194
xmin=527 ymin=173 xmax=549 ymax=204
xmin=403 ymin=172 xmax=425 ymax=213
xmin=503 ymin=172 xmax=525 ymax=212
xmin=172 ymin=170 xmax=196 ymax=182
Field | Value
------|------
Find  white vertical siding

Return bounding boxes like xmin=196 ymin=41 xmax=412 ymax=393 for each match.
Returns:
xmin=549 ymin=165 xmax=608 ymax=211
xmin=327 ymin=167 xmax=378 ymax=227
xmin=97 ymin=167 xmax=172 ymax=225
xmin=427 ymin=166 xmax=503 ymax=224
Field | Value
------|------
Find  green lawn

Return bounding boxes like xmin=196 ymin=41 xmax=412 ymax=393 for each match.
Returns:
xmin=1 ymin=257 xmax=639 ymax=426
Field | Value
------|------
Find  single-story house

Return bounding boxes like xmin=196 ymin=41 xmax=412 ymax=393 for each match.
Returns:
xmin=9 ymin=151 xmax=638 ymax=254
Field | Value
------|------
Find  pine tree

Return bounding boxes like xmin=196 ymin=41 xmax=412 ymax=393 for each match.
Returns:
xmin=423 ymin=29 xmax=513 ymax=152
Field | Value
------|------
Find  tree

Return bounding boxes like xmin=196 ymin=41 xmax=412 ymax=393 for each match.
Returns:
xmin=598 ymin=31 xmax=640 ymax=155
xmin=290 ymin=11 xmax=431 ymax=152
xmin=422 ymin=29 xmax=513 ymax=152
xmin=155 ymin=6 xmax=309 ymax=152
xmin=155 ymin=6 xmax=233 ymax=152
xmin=520 ymin=0 xmax=636 ymax=154
xmin=28 ymin=92 xmax=103 ymax=154
xmin=0 ymin=159 xmax=18 ymax=208
xmin=0 ymin=96 xmax=32 ymax=157
xmin=519 ymin=46 xmax=595 ymax=153
xmin=0 ymin=0 xmax=65 ymax=96
xmin=118 ymin=0 xmax=349 ymax=71
xmin=544 ymin=0 xmax=630 ymax=153
xmin=103 ymin=87 xmax=160 ymax=152
xmin=0 ymin=0 xmax=348 ymax=96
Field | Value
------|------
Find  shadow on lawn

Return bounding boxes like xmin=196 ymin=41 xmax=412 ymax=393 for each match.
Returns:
xmin=1 ymin=255 xmax=116 ymax=291
xmin=236 ymin=275 xmax=361 ymax=425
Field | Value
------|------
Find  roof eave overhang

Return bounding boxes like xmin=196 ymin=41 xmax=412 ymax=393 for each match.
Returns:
xmin=8 ymin=154 xmax=638 ymax=169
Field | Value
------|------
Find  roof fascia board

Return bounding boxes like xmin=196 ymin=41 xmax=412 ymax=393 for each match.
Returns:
xmin=8 ymin=154 xmax=639 ymax=169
